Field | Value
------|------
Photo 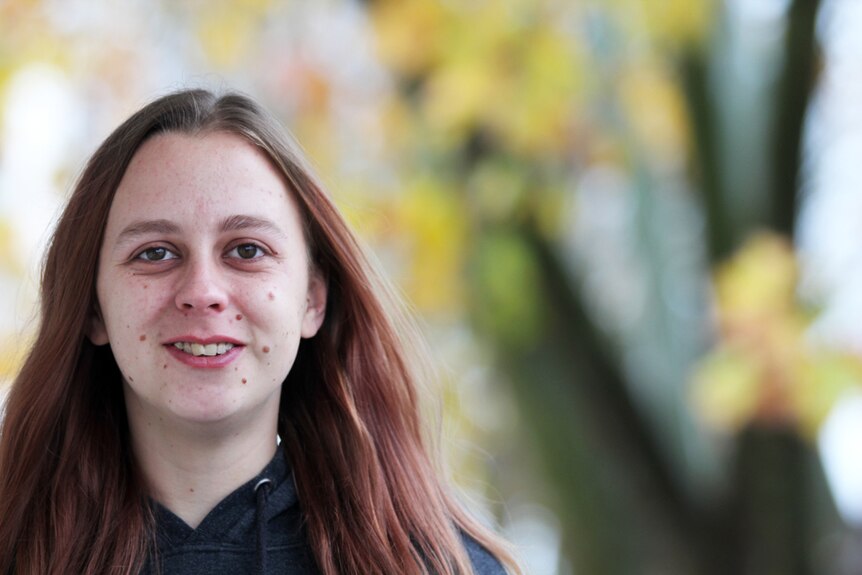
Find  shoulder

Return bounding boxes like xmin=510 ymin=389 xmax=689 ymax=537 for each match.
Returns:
xmin=460 ymin=532 xmax=508 ymax=575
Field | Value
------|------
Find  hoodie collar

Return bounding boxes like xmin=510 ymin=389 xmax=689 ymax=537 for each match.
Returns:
xmin=152 ymin=446 xmax=297 ymax=548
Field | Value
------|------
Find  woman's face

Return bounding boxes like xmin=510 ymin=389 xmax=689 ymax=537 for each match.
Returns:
xmin=89 ymin=131 xmax=326 ymax=430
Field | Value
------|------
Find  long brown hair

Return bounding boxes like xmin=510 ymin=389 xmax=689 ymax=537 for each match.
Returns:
xmin=0 ymin=90 xmax=517 ymax=574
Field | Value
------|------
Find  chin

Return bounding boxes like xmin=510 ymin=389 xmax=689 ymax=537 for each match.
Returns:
xmin=163 ymin=396 xmax=245 ymax=426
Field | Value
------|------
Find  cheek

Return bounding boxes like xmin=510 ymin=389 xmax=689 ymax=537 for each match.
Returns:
xmin=101 ymin=278 xmax=170 ymax=340
xmin=248 ymin=287 xmax=305 ymax=350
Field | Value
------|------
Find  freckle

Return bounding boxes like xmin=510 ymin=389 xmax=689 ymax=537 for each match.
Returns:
xmin=143 ymin=284 xmax=148 ymax=289
xmin=234 ymin=367 xmax=238 ymax=371
xmin=139 ymin=334 xmax=146 ymax=341
xmin=163 ymin=364 xmax=167 ymax=369
xmin=236 ymin=314 xmax=243 ymax=321
xmin=128 ymin=376 xmax=134 ymax=382
xmin=268 ymin=292 xmax=275 ymax=301
xmin=189 ymin=488 xmax=194 ymax=493
xmin=242 ymin=378 xmax=247 ymax=384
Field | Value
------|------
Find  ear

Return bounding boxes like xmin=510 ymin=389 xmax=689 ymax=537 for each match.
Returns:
xmin=300 ymin=269 xmax=327 ymax=339
xmin=87 ymin=303 xmax=110 ymax=346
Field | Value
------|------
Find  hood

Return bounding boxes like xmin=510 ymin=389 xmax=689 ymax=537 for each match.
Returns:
xmin=147 ymin=447 xmax=315 ymax=574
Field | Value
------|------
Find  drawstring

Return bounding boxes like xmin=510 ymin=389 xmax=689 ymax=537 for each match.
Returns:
xmin=254 ymin=478 xmax=273 ymax=575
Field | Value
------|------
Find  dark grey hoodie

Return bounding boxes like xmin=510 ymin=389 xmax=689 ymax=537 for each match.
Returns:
xmin=144 ymin=448 xmax=507 ymax=574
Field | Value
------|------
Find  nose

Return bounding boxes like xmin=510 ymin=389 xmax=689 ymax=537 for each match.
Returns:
xmin=174 ymin=256 xmax=229 ymax=313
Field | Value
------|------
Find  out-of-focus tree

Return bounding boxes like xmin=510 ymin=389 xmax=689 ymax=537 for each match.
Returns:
xmin=368 ymin=0 xmax=856 ymax=573
xmin=1 ymin=0 xmax=860 ymax=573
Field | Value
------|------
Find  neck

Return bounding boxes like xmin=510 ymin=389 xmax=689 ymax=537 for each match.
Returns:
xmin=126 ymin=402 xmax=279 ymax=528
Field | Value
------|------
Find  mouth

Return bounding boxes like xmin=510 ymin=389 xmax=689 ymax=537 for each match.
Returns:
xmin=164 ymin=337 xmax=245 ymax=369
xmin=171 ymin=342 xmax=237 ymax=357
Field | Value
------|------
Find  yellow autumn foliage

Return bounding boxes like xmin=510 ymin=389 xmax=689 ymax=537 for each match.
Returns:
xmin=373 ymin=0 xmax=584 ymax=156
xmin=484 ymin=25 xmax=583 ymax=156
xmin=715 ymin=233 xmax=799 ymax=320
xmin=0 ymin=334 xmax=29 ymax=385
xmin=0 ymin=219 xmax=25 ymax=276
xmin=691 ymin=344 xmax=764 ymax=431
xmin=692 ymin=232 xmax=862 ymax=439
xmin=393 ymin=178 xmax=468 ymax=314
xmin=193 ymin=0 xmax=272 ymax=69
xmin=648 ymin=0 xmax=716 ymax=47
xmin=621 ymin=0 xmax=717 ymax=48
xmin=618 ymin=61 xmax=691 ymax=166
xmin=370 ymin=0 xmax=449 ymax=77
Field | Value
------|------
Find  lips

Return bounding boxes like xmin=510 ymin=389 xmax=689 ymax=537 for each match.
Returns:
xmin=163 ymin=336 xmax=245 ymax=368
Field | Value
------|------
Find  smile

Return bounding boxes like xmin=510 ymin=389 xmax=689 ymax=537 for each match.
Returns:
xmin=173 ymin=342 xmax=236 ymax=356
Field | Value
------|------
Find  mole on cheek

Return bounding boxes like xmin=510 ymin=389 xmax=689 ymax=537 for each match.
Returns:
xmin=139 ymin=334 xmax=146 ymax=341
xmin=262 ymin=346 xmax=270 ymax=353
xmin=236 ymin=314 xmax=243 ymax=321
xmin=241 ymin=378 xmax=247 ymax=385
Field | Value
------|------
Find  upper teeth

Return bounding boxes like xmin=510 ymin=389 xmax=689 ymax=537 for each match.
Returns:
xmin=173 ymin=342 xmax=235 ymax=356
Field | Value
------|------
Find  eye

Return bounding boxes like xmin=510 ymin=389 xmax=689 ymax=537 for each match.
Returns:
xmin=135 ymin=246 xmax=178 ymax=262
xmin=227 ymin=243 xmax=266 ymax=260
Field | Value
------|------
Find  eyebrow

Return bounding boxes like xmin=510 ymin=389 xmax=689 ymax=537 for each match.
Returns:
xmin=116 ymin=219 xmax=180 ymax=243
xmin=219 ymin=215 xmax=288 ymax=239
xmin=116 ymin=215 xmax=288 ymax=244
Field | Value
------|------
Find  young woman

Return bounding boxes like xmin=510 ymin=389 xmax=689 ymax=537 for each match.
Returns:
xmin=0 ymin=90 xmax=517 ymax=574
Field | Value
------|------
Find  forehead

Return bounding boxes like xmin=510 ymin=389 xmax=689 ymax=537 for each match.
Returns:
xmin=105 ymin=131 xmax=301 ymax=233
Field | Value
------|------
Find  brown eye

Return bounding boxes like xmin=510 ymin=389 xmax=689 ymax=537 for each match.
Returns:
xmin=136 ymin=247 xmax=176 ymax=261
xmin=230 ymin=244 xmax=264 ymax=259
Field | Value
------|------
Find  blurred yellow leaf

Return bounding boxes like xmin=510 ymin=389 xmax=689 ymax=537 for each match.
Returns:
xmin=692 ymin=231 xmax=862 ymax=439
xmin=0 ymin=219 xmax=25 ymax=277
xmin=486 ymin=26 xmax=583 ymax=156
xmin=394 ymin=177 xmax=468 ymax=314
xmin=370 ymin=0 xmax=448 ymax=77
xmin=715 ymin=232 xmax=799 ymax=321
xmin=793 ymin=353 xmax=862 ymax=439
xmin=423 ymin=56 xmax=497 ymax=138
xmin=691 ymin=345 xmax=763 ymax=432
xmin=637 ymin=0 xmax=716 ymax=48
xmin=194 ymin=0 xmax=270 ymax=69
xmin=590 ymin=0 xmax=716 ymax=64
xmin=0 ymin=334 xmax=29 ymax=383
xmin=618 ymin=61 xmax=690 ymax=166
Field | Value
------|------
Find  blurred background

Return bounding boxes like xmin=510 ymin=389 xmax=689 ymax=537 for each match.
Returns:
xmin=1 ymin=0 xmax=862 ymax=573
